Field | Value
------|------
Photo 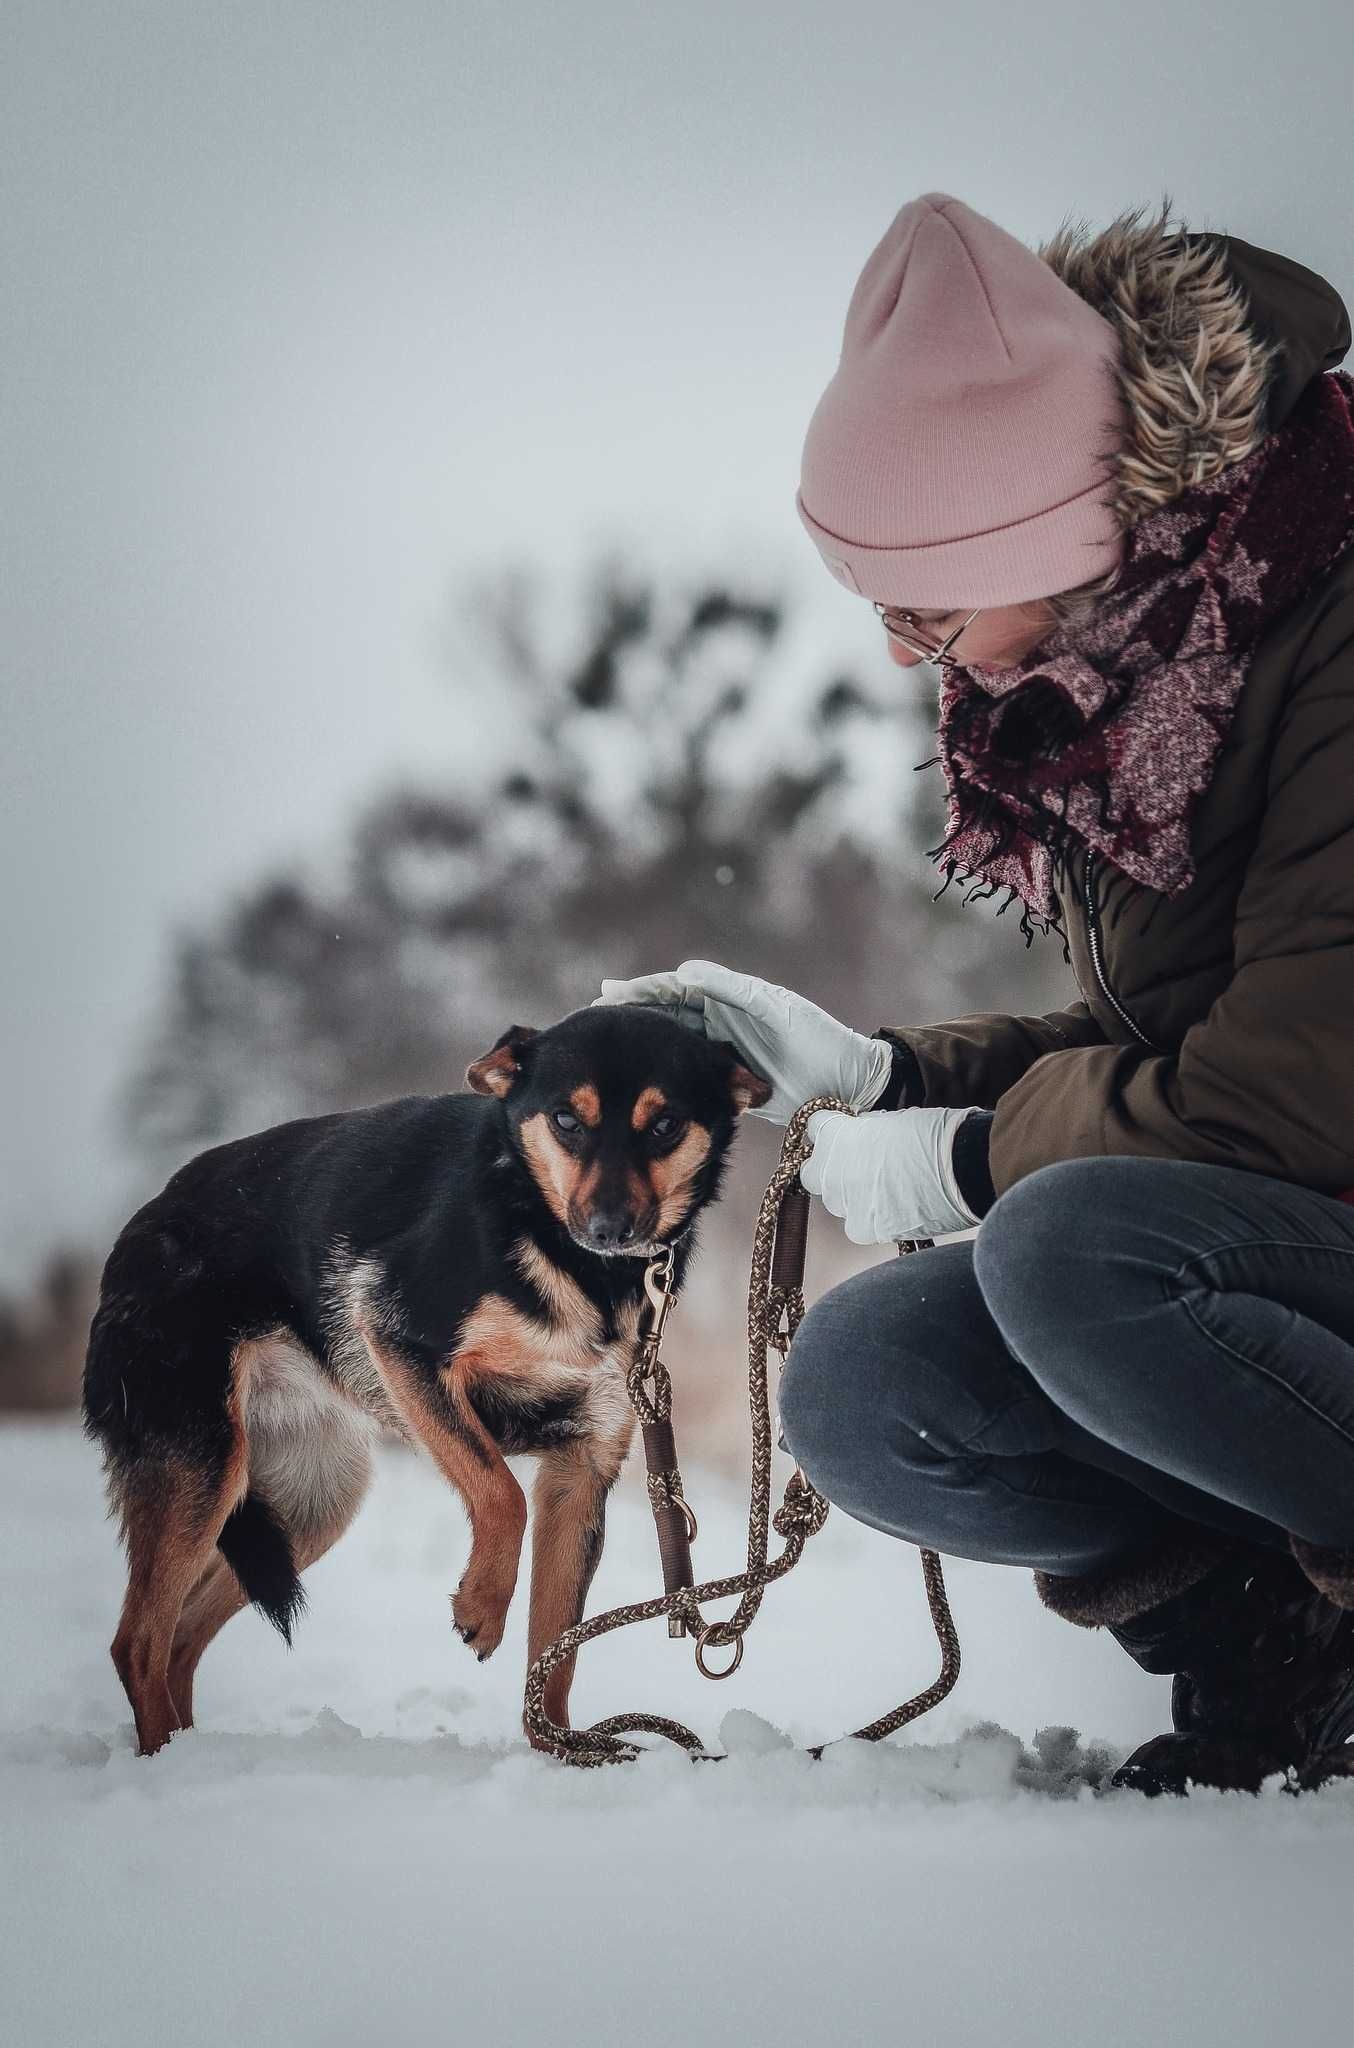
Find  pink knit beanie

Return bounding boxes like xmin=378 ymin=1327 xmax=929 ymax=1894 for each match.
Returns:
xmin=796 ymin=192 xmax=1128 ymax=608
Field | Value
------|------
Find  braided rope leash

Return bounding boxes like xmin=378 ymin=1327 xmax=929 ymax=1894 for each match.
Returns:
xmin=521 ymin=1095 xmax=962 ymax=1766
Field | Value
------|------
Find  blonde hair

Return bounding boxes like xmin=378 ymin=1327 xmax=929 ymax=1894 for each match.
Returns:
xmin=1027 ymin=558 xmax=1125 ymax=633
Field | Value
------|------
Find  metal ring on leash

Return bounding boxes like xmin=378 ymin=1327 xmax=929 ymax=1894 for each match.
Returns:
xmin=673 ymin=1498 xmax=698 ymax=1544
xmin=694 ymin=1622 xmax=745 ymax=1680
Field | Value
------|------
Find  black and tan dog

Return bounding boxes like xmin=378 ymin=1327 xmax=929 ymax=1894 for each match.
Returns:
xmin=83 ymin=1003 xmax=768 ymax=1754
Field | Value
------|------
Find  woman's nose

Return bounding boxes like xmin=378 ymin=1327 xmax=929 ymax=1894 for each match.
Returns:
xmin=886 ymin=637 xmax=927 ymax=668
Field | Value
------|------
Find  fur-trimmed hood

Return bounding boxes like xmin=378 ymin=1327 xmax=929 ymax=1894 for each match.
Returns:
xmin=1035 ymin=199 xmax=1352 ymax=532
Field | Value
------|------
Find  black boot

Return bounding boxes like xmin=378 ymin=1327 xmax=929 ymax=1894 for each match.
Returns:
xmin=1106 ymin=1546 xmax=1354 ymax=1794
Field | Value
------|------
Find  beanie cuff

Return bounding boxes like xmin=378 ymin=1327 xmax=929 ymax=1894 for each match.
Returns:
xmin=795 ymin=485 xmax=1125 ymax=610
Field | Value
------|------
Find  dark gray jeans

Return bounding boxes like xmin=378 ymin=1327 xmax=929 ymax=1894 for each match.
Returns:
xmin=777 ymin=1156 xmax=1354 ymax=1577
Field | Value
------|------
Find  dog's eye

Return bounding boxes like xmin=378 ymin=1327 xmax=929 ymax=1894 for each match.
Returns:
xmin=552 ymin=1109 xmax=581 ymax=1135
xmin=648 ymin=1114 xmax=684 ymax=1142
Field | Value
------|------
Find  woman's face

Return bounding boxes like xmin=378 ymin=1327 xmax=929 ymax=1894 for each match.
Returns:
xmin=884 ymin=600 xmax=1057 ymax=672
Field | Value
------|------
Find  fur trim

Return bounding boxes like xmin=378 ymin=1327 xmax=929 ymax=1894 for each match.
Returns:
xmin=1289 ymin=1533 xmax=1354 ymax=1610
xmin=1033 ymin=1529 xmax=1234 ymax=1629
xmin=1036 ymin=195 xmax=1286 ymax=533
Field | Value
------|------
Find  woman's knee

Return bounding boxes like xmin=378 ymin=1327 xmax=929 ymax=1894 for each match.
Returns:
xmin=777 ymin=1276 xmax=944 ymax=1538
xmin=972 ymin=1155 xmax=1174 ymax=1418
xmin=777 ymin=1251 xmax=1067 ymax=1556
xmin=777 ymin=1243 xmax=1019 ymax=1487
xmin=973 ymin=1159 xmax=1084 ymax=1319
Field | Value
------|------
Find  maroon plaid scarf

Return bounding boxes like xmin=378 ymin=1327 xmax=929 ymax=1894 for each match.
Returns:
xmin=925 ymin=369 xmax=1354 ymax=943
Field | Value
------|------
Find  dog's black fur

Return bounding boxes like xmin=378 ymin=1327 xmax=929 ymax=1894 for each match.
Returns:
xmin=83 ymin=1003 xmax=768 ymax=1753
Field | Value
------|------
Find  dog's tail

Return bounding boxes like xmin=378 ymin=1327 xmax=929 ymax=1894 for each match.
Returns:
xmin=217 ymin=1492 xmax=307 ymax=1645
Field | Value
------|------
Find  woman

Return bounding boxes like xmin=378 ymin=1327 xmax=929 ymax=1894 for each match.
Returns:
xmin=596 ymin=192 xmax=1354 ymax=1796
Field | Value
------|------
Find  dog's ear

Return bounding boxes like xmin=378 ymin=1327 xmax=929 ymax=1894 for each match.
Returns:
xmin=700 ymin=1032 xmax=766 ymax=1114
xmin=708 ymin=1038 xmax=771 ymax=1115
xmin=466 ymin=1024 xmax=540 ymax=1099
xmin=729 ymin=1062 xmax=772 ymax=1115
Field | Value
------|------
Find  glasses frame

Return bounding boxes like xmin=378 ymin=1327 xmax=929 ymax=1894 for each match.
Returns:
xmin=873 ymin=603 xmax=983 ymax=669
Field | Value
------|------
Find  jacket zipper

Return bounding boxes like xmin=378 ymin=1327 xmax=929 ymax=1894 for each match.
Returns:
xmin=1081 ymin=849 xmax=1164 ymax=1053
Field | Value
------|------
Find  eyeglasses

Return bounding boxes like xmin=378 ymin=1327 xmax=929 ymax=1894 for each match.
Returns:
xmin=873 ymin=603 xmax=983 ymax=669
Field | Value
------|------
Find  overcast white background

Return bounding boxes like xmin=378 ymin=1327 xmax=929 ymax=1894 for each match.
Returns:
xmin=4 ymin=0 xmax=1351 ymax=1288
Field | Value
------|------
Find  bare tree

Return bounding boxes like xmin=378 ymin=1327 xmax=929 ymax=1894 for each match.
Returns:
xmin=13 ymin=555 xmax=1073 ymax=1418
xmin=119 ymin=556 xmax=1070 ymax=1178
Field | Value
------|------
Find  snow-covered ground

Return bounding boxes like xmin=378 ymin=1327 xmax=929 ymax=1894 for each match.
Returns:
xmin=4 ymin=1417 xmax=1352 ymax=2047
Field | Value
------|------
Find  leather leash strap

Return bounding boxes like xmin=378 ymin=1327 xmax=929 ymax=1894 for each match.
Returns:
xmin=522 ymin=1096 xmax=962 ymax=1765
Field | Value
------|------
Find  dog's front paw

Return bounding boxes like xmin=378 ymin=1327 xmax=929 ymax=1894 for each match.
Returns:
xmin=451 ymin=1565 xmax=513 ymax=1661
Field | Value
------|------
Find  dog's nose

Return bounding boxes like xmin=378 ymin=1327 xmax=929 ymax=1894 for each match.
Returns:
xmin=585 ymin=1211 xmax=636 ymax=1250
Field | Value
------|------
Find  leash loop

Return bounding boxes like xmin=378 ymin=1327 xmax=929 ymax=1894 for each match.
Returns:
xmin=772 ymin=1468 xmax=829 ymax=1543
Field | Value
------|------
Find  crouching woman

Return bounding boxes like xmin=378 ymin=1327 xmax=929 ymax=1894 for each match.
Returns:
xmin=598 ymin=191 xmax=1354 ymax=1794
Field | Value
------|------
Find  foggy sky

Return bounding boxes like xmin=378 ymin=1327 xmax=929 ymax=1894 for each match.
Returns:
xmin=3 ymin=0 xmax=1352 ymax=1286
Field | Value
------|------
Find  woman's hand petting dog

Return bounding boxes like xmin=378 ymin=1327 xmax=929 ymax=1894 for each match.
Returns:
xmin=593 ymin=959 xmax=893 ymax=1127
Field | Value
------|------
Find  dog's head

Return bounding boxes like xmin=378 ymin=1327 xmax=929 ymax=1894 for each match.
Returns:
xmin=466 ymin=1003 xmax=770 ymax=1257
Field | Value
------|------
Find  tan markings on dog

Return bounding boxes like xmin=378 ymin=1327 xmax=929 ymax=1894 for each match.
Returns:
xmin=570 ymin=1084 xmax=602 ymax=1128
xmin=648 ymin=1123 xmax=712 ymax=1235
xmin=455 ymin=1288 xmax=638 ymax=1457
xmin=613 ymin=1293 xmax=643 ymax=1353
xmin=513 ymin=1238 xmax=604 ymax=1343
xmin=356 ymin=1311 xmax=529 ymax=1660
xmin=631 ymin=1086 xmax=667 ymax=1130
xmin=519 ymin=1112 xmax=588 ymax=1225
xmin=453 ymin=1291 xmax=601 ymax=1378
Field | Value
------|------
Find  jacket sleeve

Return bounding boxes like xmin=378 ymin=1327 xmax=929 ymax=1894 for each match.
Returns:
xmin=875 ymin=1000 xmax=1108 ymax=1110
xmin=988 ymin=621 xmax=1354 ymax=1196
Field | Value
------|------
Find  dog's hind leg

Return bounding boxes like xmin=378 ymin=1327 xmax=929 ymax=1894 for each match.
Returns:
xmin=168 ymin=1347 xmax=376 ymax=1728
xmin=165 ymin=1558 xmax=247 ymax=1730
xmin=87 ymin=1252 xmax=254 ymax=1753
xmin=110 ymin=1447 xmax=247 ymax=1755
xmin=166 ymin=1490 xmax=367 ymax=1729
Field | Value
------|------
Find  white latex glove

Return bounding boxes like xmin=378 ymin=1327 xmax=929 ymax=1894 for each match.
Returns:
xmin=591 ymin=958 xmax=893 ymax=1126
xmin=799 ymin=1106 xmax=981 ymax=1245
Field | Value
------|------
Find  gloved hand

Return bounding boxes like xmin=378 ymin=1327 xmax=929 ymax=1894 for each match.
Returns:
xmin=799 ymin=1106 xmax=982 ymax=1244
xmin=591 ymin=959 xmax=893 ymax=1126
